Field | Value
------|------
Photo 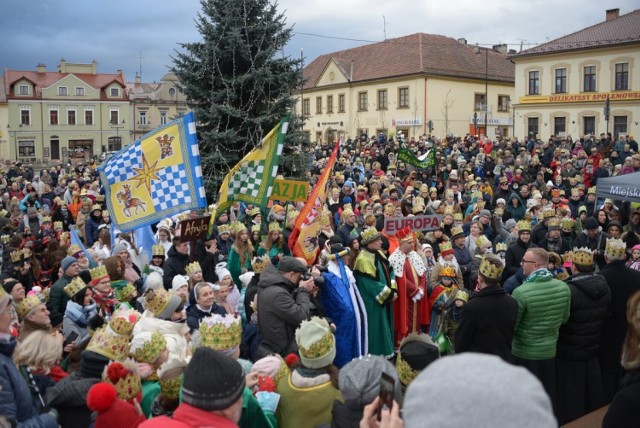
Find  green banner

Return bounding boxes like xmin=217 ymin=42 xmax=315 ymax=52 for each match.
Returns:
xmin=397 ymin=148 xmax=436 ymax=169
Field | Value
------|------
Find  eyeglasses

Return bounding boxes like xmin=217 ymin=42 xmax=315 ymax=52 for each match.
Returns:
xmin=521 ymin=259 xmax=537 ymax=265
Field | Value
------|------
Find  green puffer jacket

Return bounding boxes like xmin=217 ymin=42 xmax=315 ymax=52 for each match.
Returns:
xmin=512 ymin=269 xmax=571 ymax=360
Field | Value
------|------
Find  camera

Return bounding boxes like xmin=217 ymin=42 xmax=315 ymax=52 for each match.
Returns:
xmin=302 ymin=265 xmax=326 ymax=288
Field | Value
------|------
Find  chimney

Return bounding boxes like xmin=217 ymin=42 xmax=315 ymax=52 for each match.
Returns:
xmin=91 ymin=60 xmax=97 ymax=74
xmin=135 ymin=73 xmax=141 ymax=84
xmin=58 ymin=58 xmax=66 ymax=73
xmin=492 ymin=44 xmax=508 ymax=54
xmin=36 ymin=63 xmax=46 ymax=73
xmin=606 ymin=8 xmax=619 ymax=21
xmin=457 ymin=38 xmax=467 ymax=45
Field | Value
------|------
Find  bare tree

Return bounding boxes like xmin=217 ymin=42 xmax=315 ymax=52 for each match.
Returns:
xmin=441 ymin=89 xmax=454 ymax=136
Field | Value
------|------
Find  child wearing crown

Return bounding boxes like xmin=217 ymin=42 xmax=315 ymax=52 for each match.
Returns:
xmin=428 ymin=264 xmax=463 ymax=354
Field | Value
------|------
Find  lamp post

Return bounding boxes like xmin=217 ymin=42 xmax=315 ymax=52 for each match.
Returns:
xmin=604 ymin=96 xmax=610 ymax=141
xmin=475 ymin=45 xmax=488 ymax=137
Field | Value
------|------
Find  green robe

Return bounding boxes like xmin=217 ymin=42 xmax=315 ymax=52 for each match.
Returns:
xmin=141 ymin=379 xmax=161 ymax=417
xmin=228 ymin=247 xmax=252 ymax=288
xmin=354 ymin=248 xmax=396 ymax=357
xmin=239 ymin=387 xmax=274 ymax=428
xmin=257 ymin=242 xmax=291 ymax=268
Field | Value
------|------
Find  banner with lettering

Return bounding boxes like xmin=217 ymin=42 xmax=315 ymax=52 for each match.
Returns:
xmin=269 ymin=179 xmax=310 ymax=202
xmin=397 ymin=148 xmax=436 ymax=169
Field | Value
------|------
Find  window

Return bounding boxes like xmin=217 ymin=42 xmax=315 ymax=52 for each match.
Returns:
xmin=613 ymin=116 xmax=627 ymax=138
xmin=302 ymin=98 xmax=310 ymax=116
xmin=108 ymin=136 xmax=122 ymax=152
xmin=75 ymin=87 xmax=85 ymax=96
xmin=67 ymin=109 xmax=76 ymax=125
xmin=315 ymin=97 xmax=322 ymax=114
xmin=110 ymin=110 xmax=119 ymax=125
xmin=18 ymin=85 xmax=29 ymax=95
xmin=168 ymin=87 xmax=176 ymax=97
xmin=583 ymin=116 xmax=595 ymax=135
xmin=20 ymin=107 xmax=30 ymax=126
xmin=474 ymin=93 xmax=487 ymax=111
xmin=527 ymin=117 xmax=539 ymax=137
xmin=358 ymin=92 xmax=368 ymax=111
xmin=326 ymin=95 xmax=333 ymax=113
xmin=555 ymin=68 xmax=567 ymax=93
xmin=338 ymin=94 xmax=345 ymax=113
xmin=84 ymin=108 xmax=94 ymax=125
xmin=49 ymin=108 xmax=59 ymax=125
xmin=377 ymin=90 xmax=388 ymax=110
xmin=398 ymin=87 xmax=409 ymax=108
xmin=18 ymin=140 xmax=35 ymax=157
xmin=498 ymin=95 xmax=510 ymax=112
xmin=615 ymin=63 xmax=629 ymax=90
xmin=139 ymin=110 xmax=148 ymax=125
xmin=110 ymin=87 xmax=119 ymax=97
xmin=583 ymin=66 xmax=596 ymax=92
xmin=160 ymin=111 xmax=168 ymax=125
xmin=528 ymin=71 xmax=540 ymax=95
xmin=57 ymin=87 xmax=68 ymax=96
xmin=554 ymin=117 xmax=566 ymax=136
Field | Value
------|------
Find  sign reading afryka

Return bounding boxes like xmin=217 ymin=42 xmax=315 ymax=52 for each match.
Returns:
xmin=179 ymin=215 xmax=211 ymax=243
xmin=384 ymin=215 xmax=442 ymax=234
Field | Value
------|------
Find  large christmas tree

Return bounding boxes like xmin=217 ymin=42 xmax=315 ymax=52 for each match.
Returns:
xmin=172 ymin=0 xmax=305 ymax=196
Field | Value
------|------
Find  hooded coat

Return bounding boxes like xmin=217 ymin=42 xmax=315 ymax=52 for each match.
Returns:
xmin=505 ymin=192 xmax=526 ymax=221
xmin=162 ymin=245 xmax=190 ymax=290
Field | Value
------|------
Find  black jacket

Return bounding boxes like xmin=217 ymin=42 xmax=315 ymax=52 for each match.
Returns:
xmin=162 ymin=245 xmax=190 ymax=290
xmin=603 ymin=369 xmax=640 ymax=428
xmin=557 ymin=273 xmax=611 ymax=360
xmin=186 ymin=302 xmax=227 ymax=333
xmin=575 ymin=230 xmax=609 ymax=269
xmin=256 ymin=263 xmax=311 ymax=356
xmin=538 ymin=237 xmax=571 ymax=255
xmin=454 ymin=285 xmax=518 ymax=361
xmin=504 ymin=238 xmax=537 ymax=279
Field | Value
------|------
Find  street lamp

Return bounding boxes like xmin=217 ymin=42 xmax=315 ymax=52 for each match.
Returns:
xmin=475 ymin=45 xmax=488 ymax=136
xmin=604 ymin=96 xmax=610 ymax=141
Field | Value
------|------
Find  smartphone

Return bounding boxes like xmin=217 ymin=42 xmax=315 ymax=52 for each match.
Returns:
xmin=377 ymin=372 xmax=395 ymax=421
xmin=64 ymin=331 xmax=79 ymax=347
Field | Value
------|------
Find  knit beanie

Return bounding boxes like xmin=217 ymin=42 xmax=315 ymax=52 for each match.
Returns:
xmin=87 ymin=382 xmax=146 ymax=428
xmin=403 ymin=353 xmax=556 ymax=428
xmin=584 ymin=217 xmax=599 ymax=230
xmin=295 ymin=317 xmax=336 ymax=369
xmin=112 ymin=242 xmax=128 ymax=256
xmin=339 ymin=355 xmax=401 ymax=409
xmin=396 ymin=334 xmax=440 ymax=387
xmin=61 ymin=256 xmax=77 ymax=273
xmin=171 ymin=274 xmax=189 ymax=292
xmin=80 ymin=350 xmax=111 ymax=379
xmin=181 ymin=347 xmax=245 ymax=411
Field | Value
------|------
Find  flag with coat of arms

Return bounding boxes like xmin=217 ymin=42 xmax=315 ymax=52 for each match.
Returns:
xmin=98 ymin=112 xmax=206 ymax=231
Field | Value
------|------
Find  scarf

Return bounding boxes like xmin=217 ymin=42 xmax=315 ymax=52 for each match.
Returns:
xmin=65 ymin=301 xmax=97 ymax=328
xmin=522 ymin=268 xmax=554 ymax=285
xmin=93 ymin=289 xmax=116 ymax=315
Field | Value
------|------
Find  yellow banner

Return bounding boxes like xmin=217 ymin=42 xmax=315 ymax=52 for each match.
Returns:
xmin=269 ymin=178 xmax=310 ymax=202
xmin=519 ymin=91 xmax=640 ymax=104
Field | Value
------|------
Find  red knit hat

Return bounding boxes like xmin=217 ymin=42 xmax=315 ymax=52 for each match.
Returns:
xmin=86 ymin=383 xmax=146 ymax=428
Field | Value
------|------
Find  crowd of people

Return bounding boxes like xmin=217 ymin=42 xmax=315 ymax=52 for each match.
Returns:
xmin=1 ymin=130 xmax=640 ymax=427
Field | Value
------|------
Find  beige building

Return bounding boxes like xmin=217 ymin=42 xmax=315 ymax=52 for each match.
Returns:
xmin=127 ymin=72 xmax=188 ymax=141
xmin=2 ymin=59 xmax=130 ymax=163
xmin=0 ymin=79 xmax=8 ymax=160
xmin=298 ymin=33 xmax=515 ymax=143
xmin=511 ymin=8 xmax=640 ymax=141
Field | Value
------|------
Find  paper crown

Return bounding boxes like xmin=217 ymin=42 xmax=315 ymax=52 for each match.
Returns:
xmin=0 ymin=235 xmax=10 ymax=243
xmin=542 ymin=209 xmax=556 ymax=219
xmin=547 ymin=218 xmax=561 ymax=230
xmin=517 ymin=220 xmax=532 ymax=233
xmin=109 ymin=308 xmax=141 ymax=337
xmin=251 ymin=255 xmax=269 ymax=273
xmin=384 ymin=203 xmax=395 ymax=215
xmin=86 ymin=325 xmax=130 ymax=361
xmin=217 ymin=224 xmax=231 ymax=234
xmin=605 ymin=238 xmax=626 ymax=260
xmin=251 ymin=224 xmax=261 ymax=233
xmin=103 ymin=360 xmax=142 ymax=401
xmin=64 ymin=276 xmax=87 ymax=298
xmin=395 ymin=334 xmax=434 ymax=386
xmin=67 ymin=244 xmax=82 ymax=257
xmin=96 ymin=194 xmax=105 ymax=202
xmin=158 ymin=359 xmax=187 ymax=400
xmin=144 ymin=288 xmax=176 ymax=317
xmin=341 ymin=207 xmax=354 ymax=220
xmin=455 ymin=290 xmax=469 ymax=302
xmin=268 ymin=222 xmax=282 ymax=233
xmin=395 ymin=226 xmax=413 ymax=242
xmin=185 ymin=261 xmax=202 ymax=277
xmin=476 ymin=235 xmax=491 ymax=249
xmin=495 ymin=242 xmax=508 ymax=253
xmin=11 ymin=249 xmax=24 ymax=264
xmin=248 ymin=207 xmax=261 ymax=217
xmin=229 ymin=221 xmax=246 ymax=234
xmin=115 ymin=282 xmax=137 ymax=302
xmin=587 ymin=186 xmax=596 ymax=195
xmin=555 ymin=268 xmax=570 ymax=281
xmin=443 ymin=205 xmax=454 ymax=216
xmin=199 ymin=314 xmax=242 ymax=351
xmin=41 ymin=216 xmax=52 ymax=224
xmin=562 ymin=251 xmax=573 ymax=264
xmin=296 ymin=316 xmax=336 ymax=366
xmin=439 ymin=264 xmax=457 ymax=278
xmin=479 ymin=256 xmax=504 ymax=280
xmin=22 ymin=248 xmax=32 ymax=259
xmin=561 ymin=218 xmax=574 ymax=229
xmin=572 ymin=247 xmax=594 ymax=266
xmin=439 ymin=241 xmax=453 ymax=254
xmin=570 ymin=188 xmax=580 ymax=197
xmin=16 ymin=294 xmax=43 ymax=320
xmin=90 ymin=265 xmax=109 ymax=282
xmin=450 ymin=225 xmax=464 ymax=238
xmin=360 ymin=227 xmax=381 ymax=245
xmin=53 ymin=221 xmax=63 ymax=230
xmin=131 ymin=331 xmax=167 ymax=364
xmin=91 ymin=204 xmax=102 ymax=212
xmin=149 ymin=244 xmax=165 ymax=257
xmin=452 ymin=212 xmax=463 ymax=221
xmin=320 ymin=212 xmax=331 ymax=226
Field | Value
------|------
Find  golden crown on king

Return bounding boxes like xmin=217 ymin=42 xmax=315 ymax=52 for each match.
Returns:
xmin=572 ymin=247 xmax=594 ymax=266
xmin=152 ymin=244 xmax=165 ymax=257
xmin=64 ymin=277 xmax=87 ymax=298
xmin=268 ymin=222 xmax=282 ymax=233
xmin=132 ymin=331 xmax=167 ymax=364
xmin=495 ymin=242 xmax=508 ymax=252
xmin=67 ymin=244 xmax=82 ymax=256
xmin=185 ymin=261 xmax=202 ymax=277
xmin=360 ymin=227 xmax=380 ymax=244
xmin=479 ymin=256 xmax=504 ymax=280
xmin=440 ymin=265 xmax=457 ymax=278
xmin=90 ymin=265 xmax=109 ymax=281
xmin=605 ymin=238 xmax=626 ymax=259
xmin=517 ymin=220 xmax=532 ymax=232
xmin=199 ymin=314 xmax=242 ymax=351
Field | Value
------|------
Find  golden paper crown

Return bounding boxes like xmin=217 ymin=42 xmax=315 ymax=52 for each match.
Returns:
xmin=131 ymin=331 xmax=167 ymax=364
xmin=102 ymin=360 xmax=141 ymax=401
xmin=22 ymin=248 xmax=31 ymax=259
xmin=64 ymin=277 xmax=87 ymax=298
xmin=109 ymin=308 xmax=140 ymax=336
xmin=587 ymin=186 xmax=596 ymax=194
xmin=41 ymin=216 xmax=52 ymax=223
xmin=296 ymin=317 xmax=335 ymax=362
xmin=451 ymin=225 xmax=464 ymax=238
xmin=185 ymin=261 xmax=202 ymax=277
xmin=443 ymin=205 xmax=454 ymax=216
xmin=543 ymin=209 xmax=556 ymax=219
xmin=152 ymin=244 xmax=165 ymax=257
xmin=341 ymin=208 xmax=354 ymax=220
xmin=53 ymin=221 xmax=63 ymax=230
xmin=440 ymin=265 xmax=457 ymax=278
xmin=439 ymin=241 xmax=453 ymax=253
xmin=555 ymin=268 xmax=570 ymax=281
xmin=251 ymin=224 xmax=260 ymax=234
xmin=96 ymin=194 xmax=105 ymax=202
xmin=562 ymin=251 xmax=573 ymax=264
xmin=570 ymin=188 xmax=580 ymax=196
xmin=199 ymin=314 xmax=242 ymax=351
xmin=479 ymin=256 xmax=504 ymax=280
xmin=396 ymin=352 xmax=419 ymax=387
xmin=561 ymin=218 xmax=574 ymax=229
xmin=90 ymin=265 xmax=109 ymax=281
xmin=572 ymin=247 xmax=594 ymax=266
xmin=605 ymin=238 xmax=626 ymax=260
xmin=229 ymin=221 xmax=246 ymax=234
xmin=86 ymin=325 xmax=130 ymax=361
xmin=495 ymin=242 xmax=508 ymax=253
xmin=1 ymin=235 xmax=10 ymax=243
xmin=145 ymin=288 xmax=176 ymax=317
xmin=248 ymin=207 xmax=261 ymax=217
xmin=67 ymin=244 xmax=82 ymax=256
xmin=360 ymin=227 xmax=381 ymax=244
xmin=268 ymin=222 xmax=282 ymax=233
xmin=320 ymin=212 xmax=331 ymax=226
xmin=158 ymin=359 xmax=187 ymax=400
xmin=217 ymin=224 xmax=231 ymax=234
xmin=178 ymin=212 xmax=190 ymax=222
xmin=455 ymin=290 xmax=469 ymax=303
xmin=476 ymin=235 xmax=491 ymax=249
xmin=517 ymin=220 xmax=532 ymax=232
xmin=11 ymin=249 xmax=24 ymax=264
xmin=17 ymin=294 xmax=43 ymax=320
xmin=115 ymin=282 xmax=137 ymax=302
xmin=384 ymin=203 xmax=395 ymax=215
xmin=91 ymin=204 xmax=102 ymax=211
xmin=251 ymin=255 xmax=269 ymax=273
xmin=453 ymin=212 xmax=463 ymax=221
xmin=547 ymin=218 xmax=561 ymax=229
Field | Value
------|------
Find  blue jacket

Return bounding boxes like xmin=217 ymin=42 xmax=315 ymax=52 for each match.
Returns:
xmin=0 ymin=336 xmax=57 ymax=428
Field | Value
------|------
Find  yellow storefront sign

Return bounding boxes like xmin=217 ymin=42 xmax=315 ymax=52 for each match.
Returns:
xmin=520 ymin=91 xmax=640 ymax=104
xmin=269 ymin=178 xmax=310 ymax=202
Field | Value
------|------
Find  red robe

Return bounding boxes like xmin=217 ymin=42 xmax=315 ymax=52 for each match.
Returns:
xmin=391 ymin=253 xmax=429 ymax=346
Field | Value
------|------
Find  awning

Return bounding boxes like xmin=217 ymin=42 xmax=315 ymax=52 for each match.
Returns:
xmin=595 ymin=171 xmax=640 ymax=203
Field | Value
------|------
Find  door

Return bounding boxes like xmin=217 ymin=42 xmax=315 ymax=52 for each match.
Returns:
xmin=50 ymin=139 xmax=60 ymax=160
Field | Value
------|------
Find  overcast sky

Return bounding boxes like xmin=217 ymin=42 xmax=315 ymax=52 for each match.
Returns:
xmin=0 ymin=0 xmax=637 ymax=83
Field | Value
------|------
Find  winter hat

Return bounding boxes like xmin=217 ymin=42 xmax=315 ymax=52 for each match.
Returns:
xmin=86 ymin=382 xmax=146 ymax=428
xmin=80 ymin=350 xmax=111 ymax=379
xmin=171 ymin=275 xmax=189 ymax=292
xmin=181 ymin=347 xmax=245 ymax=411
xmin=403 ymin=353 xmax=556 ymax=428
xmin=584 ymin=217 xmax=599 ymax=230
xmin=145 ymin=288 xmax=182 ymax=320
xmin=339 ymin=355 xmax=402 ymax=408
xmin=61 ymin=256 xmax=77 ymax=272
xmin=496 ymin=198 xmax=506 ymax=205
xmin=27 ymin=206 xmax=37 ymax=214
xmin=112 ymin=242 xmax=128 ymax=256
xmin=215 ymin=263 xmax=231 ymax=283
xmin=295 ymin=316 xmax=336 ymax=369
xmin=144 ymin=271 xmax=163 ymax=292
xmin=278 ymin=256 xmax=307 ymax=273
xmin=396 ymin=333 xmax=440 ymax=387
xmin=504 ymin=219 xmax=517 ymax=231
